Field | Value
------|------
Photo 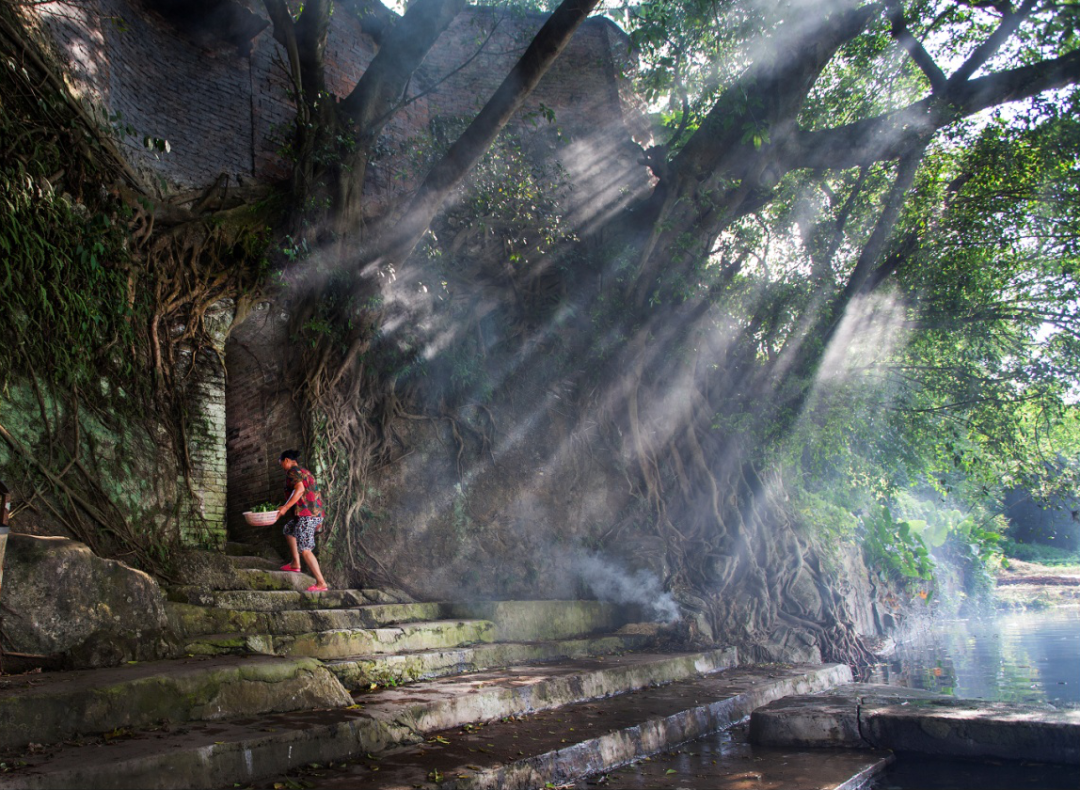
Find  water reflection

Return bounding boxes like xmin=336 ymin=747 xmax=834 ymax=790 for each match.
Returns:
xmin=869 ymin=607 xmax=1080 ymax=706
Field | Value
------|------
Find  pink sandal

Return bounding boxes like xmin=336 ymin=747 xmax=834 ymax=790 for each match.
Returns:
xmin=306 ymin=584 xmax=328 ymax=592
xmin=280 ymin=564 xmax=302 ymax=573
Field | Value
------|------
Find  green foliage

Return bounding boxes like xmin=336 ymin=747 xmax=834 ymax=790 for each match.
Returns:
xmin=1002 ymin=539 xmax=1080 ymax=566
xmin=861 ymin=503 xmax=935 ymax=585
xmin=250 ymin=502 xmax=278 ymax=513
xmin=0 ymin=131 xmax=140 ymax=397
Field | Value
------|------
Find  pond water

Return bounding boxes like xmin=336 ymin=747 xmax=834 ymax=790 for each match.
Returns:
xmin=867 ymin=606 xmax=1080 ymax=707
xmin=865 ymin=606 xmax=1080 ymax=790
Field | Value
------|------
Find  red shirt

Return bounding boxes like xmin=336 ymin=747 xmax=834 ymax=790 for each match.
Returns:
xmin=284 ymin=466 xmax=324 ymax=519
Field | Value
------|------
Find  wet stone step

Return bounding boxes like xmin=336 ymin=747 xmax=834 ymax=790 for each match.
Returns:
xmin=223 ymin=544 xmax=278 ymax=561
xmin=0 ymin=649 xmax=748 ymax=790
xmin=271 ymin=619 xmax=497 ymax=659
xmin=247 ymin=662 xmax=853 ymax=790
xmin=445 ymin=601 xmax=633 ymax=642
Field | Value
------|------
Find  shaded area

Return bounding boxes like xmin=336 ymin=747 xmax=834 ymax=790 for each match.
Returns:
xmin=574 ymin=722 xmax=889 ymax=790
xmin=866 ymin=752 xmax=1079 ymax=790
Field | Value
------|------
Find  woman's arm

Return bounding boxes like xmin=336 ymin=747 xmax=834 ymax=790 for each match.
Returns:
xmin=278 ymin=481 xmax=306 ymax=519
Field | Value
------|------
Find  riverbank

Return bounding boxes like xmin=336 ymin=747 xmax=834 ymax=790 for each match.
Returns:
xmin=994 ymin=558 xmax=1080 ymax=609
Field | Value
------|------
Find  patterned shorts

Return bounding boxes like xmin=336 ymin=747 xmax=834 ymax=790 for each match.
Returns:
xmin=283 ymin=516 xmax=322 ymax=553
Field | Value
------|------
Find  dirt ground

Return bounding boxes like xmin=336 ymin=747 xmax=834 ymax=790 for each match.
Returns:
xmin=994 ymin=559 xmax=1080 ymax=609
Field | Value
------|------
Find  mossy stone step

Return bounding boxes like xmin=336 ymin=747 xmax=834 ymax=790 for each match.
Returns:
xmin=323 ymin=632 xmax=666 ymax=690
xmin=0 ymin=655 xmax=351 ymax=752
xmin=184 ymin=619 xmax=497 ymax=659
xmin=166 ymin=600 xmax=447 ymax=638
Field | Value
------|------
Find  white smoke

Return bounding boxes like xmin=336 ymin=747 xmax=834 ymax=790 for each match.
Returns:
xmin=571 ymin=553 xmax=680 ymax=623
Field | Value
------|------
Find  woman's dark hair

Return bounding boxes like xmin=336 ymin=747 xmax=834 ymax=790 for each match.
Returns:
xmin=279 ymin=449 xmax=301 ymax=462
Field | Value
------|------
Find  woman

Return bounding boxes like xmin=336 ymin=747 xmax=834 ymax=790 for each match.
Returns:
xmin=276 ymin=449 xmax=329 ymax=592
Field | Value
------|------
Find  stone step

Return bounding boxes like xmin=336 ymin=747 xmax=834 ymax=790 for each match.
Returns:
xmin=260 ymin=663 xmax=861 ymax=790
xmin=165 ymin=594 xmax=631 ymax=639
xmin=0 ymin=655 xmax=351 ymax=752
xmin=0 ymin=655 xmax=852 ymax=790
xmin=225 ymin=554 xmax=282 ymax=571
xmin=183 ymin=619 xmax=497 ymax=659
xmin=224 ymin=541 xmax=279 ymax=559
xmin=167 ymin=587 xmax=373 ymax=610
xmin=233 ymin=567 xmax=318 ymax=591
xmin=323 ymin=632 xmax=661 ymax=691
xmin=446 ymin=600 xmax=635 ymax=642
xmin=166 ymin=600 xmax=447 ymax=638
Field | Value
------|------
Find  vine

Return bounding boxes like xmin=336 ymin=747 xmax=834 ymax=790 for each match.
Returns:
xmin=0 ymin=5 xmax=274 ymax=572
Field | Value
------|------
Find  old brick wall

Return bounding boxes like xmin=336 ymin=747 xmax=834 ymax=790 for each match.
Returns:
xmin=34 ymin=0 xmax=259 ymax=197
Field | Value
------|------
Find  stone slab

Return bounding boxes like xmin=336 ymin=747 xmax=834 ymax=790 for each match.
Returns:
xmin=864 ymin=697 xmax=1080 ymax=765
xmin=0 ymin=655 xmax=351 ymax=751
xmin=0 ymin=650 xmax=757 ymax=789
xmin=750 ymin=682 xmax=1080 ymax=764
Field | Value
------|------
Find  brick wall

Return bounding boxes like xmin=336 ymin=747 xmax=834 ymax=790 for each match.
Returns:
xmin=37 ymin=0 xmax=258 ymax=196
xmin=33 ymin=2 xmax=649 ymax=209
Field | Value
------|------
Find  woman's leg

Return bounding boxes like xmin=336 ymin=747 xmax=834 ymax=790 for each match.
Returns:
xmin=300 ymin=549 xmax=328 ymax=589
xmin=283 ymin=534 xmax=301 ymax=570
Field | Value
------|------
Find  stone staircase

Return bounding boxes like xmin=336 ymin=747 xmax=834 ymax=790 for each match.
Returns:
xmin=0 ymin=544 xmax=858 ymax=789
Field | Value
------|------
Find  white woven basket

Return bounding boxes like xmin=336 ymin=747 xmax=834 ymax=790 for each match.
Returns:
xmin=243 ymin=511 xmax=279 ymax=527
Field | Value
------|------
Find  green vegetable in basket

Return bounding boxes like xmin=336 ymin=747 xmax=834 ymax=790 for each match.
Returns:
xmin=250 ymin=502 xmax=278 ymax=513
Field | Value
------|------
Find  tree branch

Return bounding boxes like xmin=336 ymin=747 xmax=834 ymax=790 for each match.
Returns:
xmin=887 ymin=0 xmax=947 ymax=93
xmin=371 ymin=0 xmax=601 ymax=267
xmin=948 ymin=0 xmax=1037 ymax=87
xmin=339 ymin=0 xmax=466 ymax=139
xmin=783 ymin=48 xmax=1080 ymax=171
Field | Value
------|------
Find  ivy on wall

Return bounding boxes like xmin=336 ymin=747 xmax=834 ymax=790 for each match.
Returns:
xmin=0 ymin=6 xmax=274 ymax=570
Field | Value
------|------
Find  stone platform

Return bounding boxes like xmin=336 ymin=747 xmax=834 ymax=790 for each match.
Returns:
xmin=750 ymin=682 xmax=1080 ymax=764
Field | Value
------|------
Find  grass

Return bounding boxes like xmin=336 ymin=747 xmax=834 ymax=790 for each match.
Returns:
xmin=1001 ymin=539 xmax=1080 ymax=567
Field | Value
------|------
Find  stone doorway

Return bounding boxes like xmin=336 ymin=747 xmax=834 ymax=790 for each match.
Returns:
xmin=223 ymin=301 xmax=303 ymax=549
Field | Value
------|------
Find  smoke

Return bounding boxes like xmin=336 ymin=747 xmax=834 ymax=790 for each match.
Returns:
xmin=570 ymin=553 xmax=680 ymax=623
